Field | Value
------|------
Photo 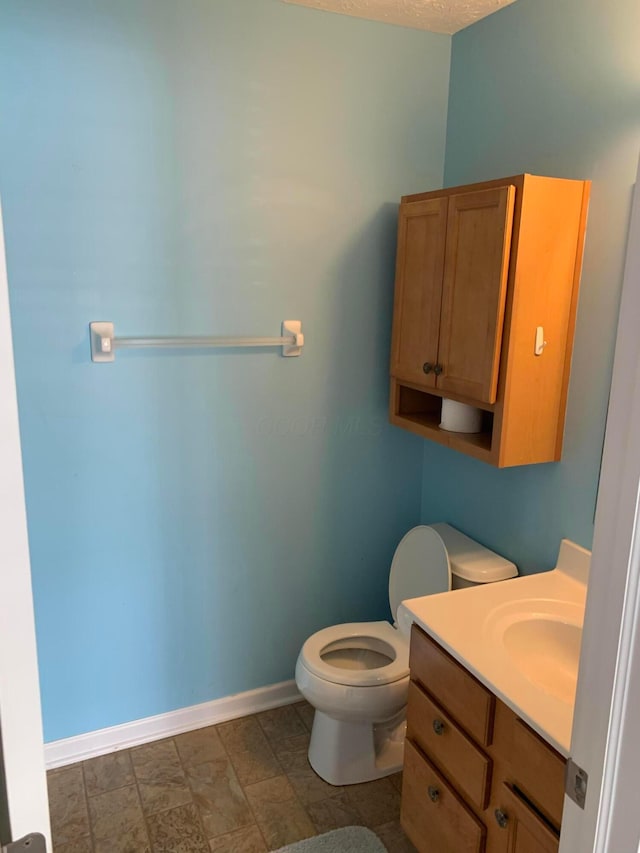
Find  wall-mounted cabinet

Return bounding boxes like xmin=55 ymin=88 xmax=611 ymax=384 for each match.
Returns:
xmin=389 ymin=174 xmax=590 ymax=467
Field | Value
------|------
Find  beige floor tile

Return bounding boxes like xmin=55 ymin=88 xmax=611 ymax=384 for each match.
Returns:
xmin=147 ymin=802 xmax=209 ymax=852
xmin=244 ymin=775 xmax=315 ymax=850
xmin=187 ymin=758 xmax=253 ymax=838
xmin=174 ymin=726 xmax=226 ymax=768
xmin=256 ymin=706 xmax=307 ymax=743
xmin=217 ymin=718 xmax=280 ymax=786
xmin=305 ymin=792 xmax=362 ymax=834
xmin=274 ymin=737 xmax=342 ymax=805
xmin=346 ymin=777 xmax=401 ymax=828
xmin=48 ymin=712 xmax=410 ymax=853
xmin=374 ymin=820 xmax=418 ymax=852
xmin=47 ymin=765 xmax=90 ymax=846
xmin=208 ymin=825 xmax=267 ymax=853
xmin=88 ymin=784 xmax=149 ymax=853
xmin=84 ymin=752 xmax=135 ymax=797
xmin=294 ymin=703 xmax=315 ymax=733
xmin=270 ymin=733 xmax=310 ymax=762
xmin=131 ymin=739 xmax=192 ymax=815
xmin=53 ymin=835 xmax=94 ymax=853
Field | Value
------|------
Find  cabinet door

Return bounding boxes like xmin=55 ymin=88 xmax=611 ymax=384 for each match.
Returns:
xmin=492 ymin=703 xmax=565 ymax=828
xmin=437 ymin=186 xmax=515 ymax=403
xmin=390 ymin=198 xmax=448 ymax=388
xmin=492 ymin=785 xmax=560 ymax=853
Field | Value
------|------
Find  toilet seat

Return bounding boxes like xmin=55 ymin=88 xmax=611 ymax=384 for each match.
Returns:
xmin=300 ymin=621 xmax=409 ymax=687
xmin=299 ymin=527 xmax=451 ymax=691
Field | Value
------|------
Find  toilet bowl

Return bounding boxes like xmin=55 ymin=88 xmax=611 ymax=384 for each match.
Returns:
xmin=295 ymin=523 xmax=517 ymax=786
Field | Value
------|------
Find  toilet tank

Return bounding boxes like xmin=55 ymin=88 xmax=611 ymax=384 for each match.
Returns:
xmin=430 ymin=523 xmax=518 ymax=589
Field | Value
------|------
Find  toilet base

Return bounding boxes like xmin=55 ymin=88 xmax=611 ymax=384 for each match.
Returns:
xmin=307 ymin=709 xmax=406 ymax=786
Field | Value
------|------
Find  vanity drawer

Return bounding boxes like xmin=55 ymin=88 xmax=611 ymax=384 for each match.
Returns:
xmin=493 ymin=701 xmax=566 ymax=829
xmin=492 ymin=783 xmax=560 ymax=853
xmin=402 ymin=739 xmax=486 ymax=853
xmin=410 ymin=625 xmax=495 ymax=746
xmin=407 ymin=681 xmax=492 ymax=809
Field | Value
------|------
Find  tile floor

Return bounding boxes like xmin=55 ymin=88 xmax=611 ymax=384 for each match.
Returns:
xmin=47 ymin=702 xmax=417 ymax=853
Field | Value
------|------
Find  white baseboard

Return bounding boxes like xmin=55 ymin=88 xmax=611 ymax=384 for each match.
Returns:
xmin=44 ymin=679 xmax=302 ymax=770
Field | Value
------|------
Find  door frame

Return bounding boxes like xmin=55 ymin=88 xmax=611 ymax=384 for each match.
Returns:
xmin=0 ymin=201 xmax=51 ymax=847
xmin=560 ymin=156 xmax=640 ymax=851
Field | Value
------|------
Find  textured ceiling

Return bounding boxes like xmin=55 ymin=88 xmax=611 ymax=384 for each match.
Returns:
xmin=282 ymin=0 xmax=517 ymax=34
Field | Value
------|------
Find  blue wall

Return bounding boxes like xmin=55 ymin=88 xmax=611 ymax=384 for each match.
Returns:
xmin=0 ymin=0 xmax=450 ymax=741
xmin=6 ymin=0 xmax=638 ymax=743
xmin=421 ymin=0 xmax=640 ymax=574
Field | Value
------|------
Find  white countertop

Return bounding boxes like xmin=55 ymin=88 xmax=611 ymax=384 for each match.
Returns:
xmin=397 ymin=540 xmax=590 ymax=757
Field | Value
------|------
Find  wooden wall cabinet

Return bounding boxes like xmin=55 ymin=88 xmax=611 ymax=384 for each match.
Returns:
xmin=401 ymin=626 xmax=566 ymax=853
xmin=389 ymin=174 xmax=590 ymax=467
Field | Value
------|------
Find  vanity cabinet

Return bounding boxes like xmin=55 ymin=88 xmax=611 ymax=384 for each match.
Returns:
xmin=401 ymin=625 xmax=565 ymax=853
xmin=389 ymin=174 xmax=590 ymax=467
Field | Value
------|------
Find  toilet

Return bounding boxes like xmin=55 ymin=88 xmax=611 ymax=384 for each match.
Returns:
xmin=295 ymin=523 xmax=517 ymax=786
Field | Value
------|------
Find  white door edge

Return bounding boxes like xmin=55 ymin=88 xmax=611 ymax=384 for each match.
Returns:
xmin=0 ymin=199 xmax=51 ymax=847
xmin=560 ymin=154 xmax=640 ymax=852
xmin=600 ymin=524 xmax=640 ymax=851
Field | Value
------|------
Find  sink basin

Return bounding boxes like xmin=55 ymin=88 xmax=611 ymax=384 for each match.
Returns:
xmin=484 ymin=599 xmax=583 ymax=706
xmin=502 ymin=617 xmax=582 ymax=704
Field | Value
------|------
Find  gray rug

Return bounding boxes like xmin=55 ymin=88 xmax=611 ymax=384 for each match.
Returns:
xmin=274 ymin=827 xmax=387 ymax=852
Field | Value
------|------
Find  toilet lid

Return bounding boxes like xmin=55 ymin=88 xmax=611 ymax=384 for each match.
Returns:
xmin=388 ymin=525 xmax=451 ymax=620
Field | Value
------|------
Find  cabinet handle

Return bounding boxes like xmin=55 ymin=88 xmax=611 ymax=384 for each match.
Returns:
xmin=433 ymin=364 xmax=443 ymax=376
xmin=422 ymin=362 xmax=433 ymax=374
xmin=428 ymin=786 xmax=440 ymax=803
xmin=432 ymin=719 xmax=445 ymax=736
xmin=494 ymin=809 xmax=509 ymax=829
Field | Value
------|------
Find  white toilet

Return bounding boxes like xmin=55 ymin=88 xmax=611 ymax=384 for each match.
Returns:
xmin=295 ymin=523 xmax=517 ymax=786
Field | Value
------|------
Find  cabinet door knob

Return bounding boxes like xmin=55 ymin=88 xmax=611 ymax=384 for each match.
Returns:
xmin=422 ymin=362 xmax=433 ymax=374
xmin=428 ymin=786 xmax=440 ymax=803
xmin=495 ymin=809 xmax=509 ymax=829
xmin=432 ymin=719 xmax=445 ymax=735
xmin=433 ymin=364 xmax=443 ymax=376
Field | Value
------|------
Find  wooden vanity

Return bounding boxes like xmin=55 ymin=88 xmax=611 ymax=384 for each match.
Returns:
xmin=401 ymin=624 xmax=566 ymax=852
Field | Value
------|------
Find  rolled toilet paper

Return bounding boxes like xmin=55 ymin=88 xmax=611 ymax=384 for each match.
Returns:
xmin=439 ymin=398 xmax=483 ymax=433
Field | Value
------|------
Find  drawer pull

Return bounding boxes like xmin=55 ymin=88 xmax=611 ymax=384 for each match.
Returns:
xmin=423 ymin=362 xmax=434 ymax=374
xmin=495 ymin=809 xmax=509 ymax=829
xmin=432 ymin=718 xmax=445 ymax=735
xmin=428 ymin=786 xmax=440 ymax=803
